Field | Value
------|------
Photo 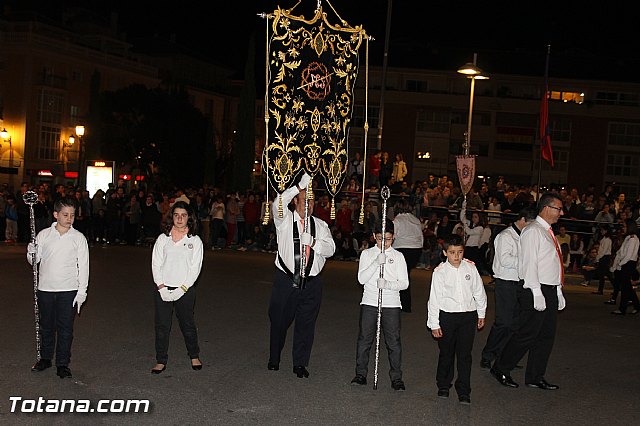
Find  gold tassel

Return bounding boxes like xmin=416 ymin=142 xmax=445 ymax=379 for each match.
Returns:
xmin=278 ymin=196 xmax=283 ymax=218
xmin=262 ymin=202 xmax=270 ymax=225
xmin=330 ymin=197 xmax=336 ymax=220
xmin=359 ymin=200 xmax=364 ymax=225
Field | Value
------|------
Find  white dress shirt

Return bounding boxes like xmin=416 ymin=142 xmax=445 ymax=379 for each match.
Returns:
xmin=519 ymin=216 xmax=562 ymax=289
xmin=492 ymin=225 xmax=521 ymax=282
xmin=460 ymin=210 xmax=483 ymax=247
xmin=392 ymin=213 xmax=424 ymax=249
xmin=427 ymin=259 xmax=487 ymax=330
xmin=28 ymin=223 xmax=89 ymax=294
xmin=273 ymin=186 xmax=335 ymax=277
xmin=596 ymin=236 xmax=612 ymax=261
xmin=152 ymin=233 xmax=203 ymax=289
xmin=358 ymin=246 xmax=409 ymax=308
xmin=611 ymin=234 xmax=639 ymax=271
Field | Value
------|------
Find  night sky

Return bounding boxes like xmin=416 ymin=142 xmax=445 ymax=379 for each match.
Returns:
xmin=6 ymin=1 xmax=640 ymax=79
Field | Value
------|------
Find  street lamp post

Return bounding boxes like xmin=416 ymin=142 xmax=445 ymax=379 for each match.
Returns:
xmin=75 ymin=125 xmax=85 ymax=189
xmin=457 ymin=53 xmax=489 ymax=155
xmin=1 ymin=128 xmax=14 ymax=190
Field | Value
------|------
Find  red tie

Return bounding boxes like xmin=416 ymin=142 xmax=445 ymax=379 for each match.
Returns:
xmin=549 ymin=227 xmax=564 ymax=286
xmin=300 ymin=219 xmax=311 ymax=259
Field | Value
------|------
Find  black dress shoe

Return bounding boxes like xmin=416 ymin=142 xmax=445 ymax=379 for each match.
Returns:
xmin=31 ymin=359 xmax=52 ymax=372
xmin=437 ymin=388 xmax=449 ymax=398
xmin=490 ymin=367 xmax=519 ymax=388
xmin=293 ymin=365 xmax=309 ymax=378
xmin=526 ymin=379 xmax=559 ymax=390
xmin=480 ymin=359 xmax=492 ymax=369
xmin=351 ymin=375 xmax=367 ymax=385
xmin=391 ymin=380 xmax=405 ymax=391
xmin=151 ymin=364 xmax=166 ymax=374
xmin=604 ymin=299 xmax=616 ymax=305
xmin=267 ymin=361 xmax=279 ymax=371
xmin=56 ymin=366 xmax=72 ymax=379
xmin=458 ymin=395 xmax=471 ymax=405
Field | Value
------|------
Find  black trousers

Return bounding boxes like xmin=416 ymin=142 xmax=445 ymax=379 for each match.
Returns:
xmin=618 ymin=261 xmax=640 ymax=313
xmin=154 ymin=286 xmax=200 ymax=364
xmin=596 ymin=255 xmax=614 ymax=293
xmin=37 ymin=290 xmax=77 ymax=366
xmin=496 ymin=284 xmax=558 ymax=383
xmin=397 ymin=247 xmax=421 ymax=313
xmin=436 ymin=311 xmax=477 ymax=396
xmin=481 ymin=279 xmax=520 ymax=363
xmin=268 ymin=269 xmax=322 ymax=367
xmin=354 ymin=304 xmax=402 ymax=382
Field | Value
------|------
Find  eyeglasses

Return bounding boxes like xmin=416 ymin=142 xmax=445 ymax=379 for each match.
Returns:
xmin=545 ymin=205 xmax=563 ymax=212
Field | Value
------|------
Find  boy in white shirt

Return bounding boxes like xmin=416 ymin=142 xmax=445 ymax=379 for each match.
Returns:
xmin=351 ymin=220 xmax=409 ymax=390
xmin=27 ymin=197 xmax=89 ymax=379
xmin=427 ymin=234 xmax=487 ymax=404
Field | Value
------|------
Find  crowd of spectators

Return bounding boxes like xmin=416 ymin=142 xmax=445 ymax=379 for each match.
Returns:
xmin=3 ymin=171 xmax=639 ymax=286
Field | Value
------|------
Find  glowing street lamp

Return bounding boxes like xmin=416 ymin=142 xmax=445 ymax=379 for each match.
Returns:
xmin=457 ymin=53 xmax=489 ymax=156
xmin=75 ymin=125 xmax=86 ymax=188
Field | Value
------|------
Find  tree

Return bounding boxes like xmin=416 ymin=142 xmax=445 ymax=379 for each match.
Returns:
xmin=99 ymin=85 xmax=208 ymax=189
xmin=231 ymin=31 xmax=257 ymax=192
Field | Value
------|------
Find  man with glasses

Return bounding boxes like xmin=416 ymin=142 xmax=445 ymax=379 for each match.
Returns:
xmin=490 ymin=193 xmax=566 ymax=390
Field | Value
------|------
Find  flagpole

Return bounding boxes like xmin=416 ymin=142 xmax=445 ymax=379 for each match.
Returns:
xmin=536 ymin=45 xmax=551 ymax=203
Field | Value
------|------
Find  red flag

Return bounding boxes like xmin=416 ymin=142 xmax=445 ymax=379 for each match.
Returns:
xmin=540 ymin=86 xmax=553 ymax=167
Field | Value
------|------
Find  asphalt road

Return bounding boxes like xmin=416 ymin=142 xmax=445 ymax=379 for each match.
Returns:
xmin=1 ymin=243 xmax=639 ymax=425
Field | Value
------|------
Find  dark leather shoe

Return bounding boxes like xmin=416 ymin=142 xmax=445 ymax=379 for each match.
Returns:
xmin=437 ymin=388 xmax=449 ymax=398
xmin=151 ymin=364 xmax=166 ymax=374
xmin=604 ymin=299 xmax=616 ymax=305
xmin=351 ymin=375 xmax=367 ymax=385
xmin=267 ymin=361 xmax=279 ymax=371
xmin=526 ymin=379 xmax=559 ymax=390
xmin=480 ymin=359 xmax=492 ymax=369
xmin=56 ymin=366 xmax=72 ymax=379
xmin=191 ymin=359 xmax=203 ymax=370
xmin=293 ymin=365 xmax=309 ymax=378
xmin=31 ymin=359 xmax=52 ymax=372
xmin=490 ymin=367 xmax=519 ymax=388
xmin=458 ymin=395 xmax=471 ymax=405
xmin=391 ymin=380 xmax=405 ymax=391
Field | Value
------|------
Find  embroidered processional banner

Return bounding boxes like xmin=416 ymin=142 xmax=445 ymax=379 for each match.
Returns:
xmin=264 ymin=6 xmax=366 ymax=201
xmin=456 ymin=155 xmax=476 ymax=195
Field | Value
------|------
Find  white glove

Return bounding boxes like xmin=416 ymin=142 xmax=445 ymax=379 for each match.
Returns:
xmin=462 ymin=199 xmax=467 ymax=210
xmin=557 ymin=286 xmax=566 ymax=310
xmin=170 ymin=288 xmax=186 ymax=301
xmin=377 ymin=252 xmax=386 ymax=265
xmin=72 ymin=293 xmax=87 ymax=314
xmin=159 ymin=287 xmax=172 ymax=302
xmin=298 ymin=172 xmax=311 ymax=190
xmin=377 ymin=277 xmax=388 ymax=289
xmin=27 ymin=243 xmax=37 ymax=255
xmin=531 ymin=288 xmax=546 ymax=311
xmin=300 ymin=232 xmax=314 ymax=246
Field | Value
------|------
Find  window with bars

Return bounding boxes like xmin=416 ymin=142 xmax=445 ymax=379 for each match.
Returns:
xmin=38 ymin=90 xmax=63 ymax=161
xmin=609 ymin=122 xmax=640 ymax=147
xmin=606 ymin=153 xmax=639 ymax=177
xmin=416 ymin=110 xmax=450 ymax=133
xmin=39 ymin=126 xmax=61 ymax=161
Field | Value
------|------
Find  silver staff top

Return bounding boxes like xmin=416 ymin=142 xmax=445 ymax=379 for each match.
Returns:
xmin=23 ymin=190 xmax=38 ymax=206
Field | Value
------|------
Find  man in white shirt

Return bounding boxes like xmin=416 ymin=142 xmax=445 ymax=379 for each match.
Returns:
xmin=480 ymin=207 xmax=537 ymax=369
xmin=267 ymin=173 xmax=336 ymax=378
xmin=491 ymin=193 xmax=566 ymax=390
xmin=392 ymin=201 xmax=423 ymax=313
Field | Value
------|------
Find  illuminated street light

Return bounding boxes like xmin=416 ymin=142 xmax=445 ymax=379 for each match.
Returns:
xmin=457 ymin=53 xmax=489 ymax=156
xmin=75 ymin=125 xmax=86 ymax=188
xmin=1 ymin=128 xmax=15 ymax=190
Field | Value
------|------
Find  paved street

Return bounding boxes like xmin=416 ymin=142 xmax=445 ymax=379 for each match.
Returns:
xmin=1 ymin=243 xmax=639 ymax=425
